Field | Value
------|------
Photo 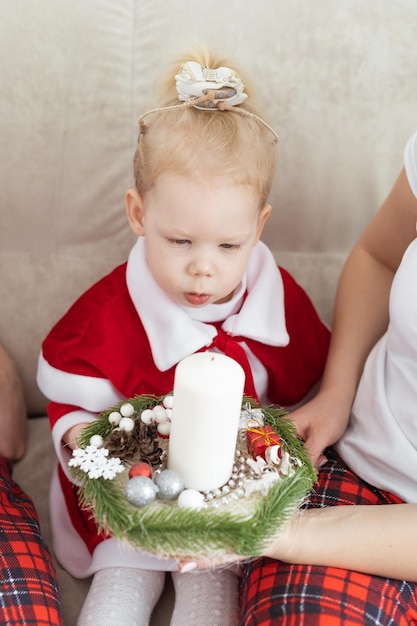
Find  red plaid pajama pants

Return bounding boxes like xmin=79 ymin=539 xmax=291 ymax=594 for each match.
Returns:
xmin=240 ymin=449 xmax=417 ymax=625
xmin=0 ymin=457 xmax=62 ymax=625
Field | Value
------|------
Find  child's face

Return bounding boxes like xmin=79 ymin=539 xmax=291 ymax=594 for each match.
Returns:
xmin=126 ymin=173 xmax=270 ymax=307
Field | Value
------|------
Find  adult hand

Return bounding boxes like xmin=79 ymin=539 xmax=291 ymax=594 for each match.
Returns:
xmin=177 ymin=513 xmax=303 ymax=573
xmin=289 ymin=392 xmax=350 ymax=470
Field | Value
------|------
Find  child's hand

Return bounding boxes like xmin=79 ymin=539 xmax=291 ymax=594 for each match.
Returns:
xmin=63 ymin=423 xmax=91 ymax=450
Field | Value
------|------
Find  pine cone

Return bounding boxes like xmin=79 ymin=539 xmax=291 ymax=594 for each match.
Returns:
xmin=106 ymin=429 xmax=138 ymax=460
xmin=137 ymin=422 xmax=163 ymax=467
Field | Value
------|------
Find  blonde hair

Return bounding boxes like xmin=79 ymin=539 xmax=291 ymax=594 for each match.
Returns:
xmin=133 ymin=49 xmax=278 ymax=207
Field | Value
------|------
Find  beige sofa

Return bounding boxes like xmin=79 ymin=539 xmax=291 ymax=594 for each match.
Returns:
xmin=2 ymin=1 xmax=417 ymax=624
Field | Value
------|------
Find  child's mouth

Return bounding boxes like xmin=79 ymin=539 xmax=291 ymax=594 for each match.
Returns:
xmin=184 ymin=293 xmax=210 ymax=306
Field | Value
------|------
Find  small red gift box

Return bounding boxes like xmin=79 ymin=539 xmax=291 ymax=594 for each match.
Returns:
xmin=246 ymin=425 xmax=280 ymax=460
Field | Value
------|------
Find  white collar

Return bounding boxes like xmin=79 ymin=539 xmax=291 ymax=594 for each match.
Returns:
xmin=126 ymin=238 xmax=289 ymax=371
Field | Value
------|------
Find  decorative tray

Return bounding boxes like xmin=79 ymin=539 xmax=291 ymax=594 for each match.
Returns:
xmin=69 ymin=395 xmax=315 ymax=558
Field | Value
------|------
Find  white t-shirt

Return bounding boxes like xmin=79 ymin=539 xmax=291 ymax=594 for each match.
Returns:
xmin=335 ymin=131 xmax=417 ymax=503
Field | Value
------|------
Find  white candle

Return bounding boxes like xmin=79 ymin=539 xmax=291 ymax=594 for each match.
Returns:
xmin=167 ymin=352 xmax=245 ymax=492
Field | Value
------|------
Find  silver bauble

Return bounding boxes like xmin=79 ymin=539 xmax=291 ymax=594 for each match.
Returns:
xmin=125 ymin=476 xmax=158 ymax=507
xmin=154 ymin=469 xmax=185 ymax=500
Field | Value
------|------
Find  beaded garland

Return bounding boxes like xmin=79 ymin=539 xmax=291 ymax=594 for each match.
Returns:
xmin=69 ymin=395 xmax=316 ymax=558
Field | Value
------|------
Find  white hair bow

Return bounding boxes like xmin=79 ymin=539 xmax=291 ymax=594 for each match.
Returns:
xmin=175 ymin=61 xmax=247 ymax=107
xmin=138 ymin=60 xmax=278 ymax=144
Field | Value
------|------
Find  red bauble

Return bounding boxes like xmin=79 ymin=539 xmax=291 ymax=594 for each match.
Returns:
xmin=129 ymin=462 xmax=152 ymax=479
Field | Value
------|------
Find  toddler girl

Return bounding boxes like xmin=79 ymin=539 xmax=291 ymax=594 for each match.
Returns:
xmin=37 ymin=49 xmax=329 ymax=625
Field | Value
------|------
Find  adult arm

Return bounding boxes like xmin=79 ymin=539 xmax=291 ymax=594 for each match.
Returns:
xmin=0 ymin=341 xmax=27 ymax=460
xmin=181 ymin=503 xmax=417 ymax=582
xmin=292 ymin=169 xmax=417 ymax=467
xmin=264 ymin=503 xmax=417 ymax=581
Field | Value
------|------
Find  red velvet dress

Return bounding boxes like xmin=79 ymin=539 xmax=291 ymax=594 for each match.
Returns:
xmin=38 ymin=240 xmax=329 ymax=578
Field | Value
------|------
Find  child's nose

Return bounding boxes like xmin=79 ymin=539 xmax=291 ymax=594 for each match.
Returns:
xmin=188 ymin=259 xmax=214 ymax=277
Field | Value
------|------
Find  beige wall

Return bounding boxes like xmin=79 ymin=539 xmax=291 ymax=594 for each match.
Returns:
xmin=1 ymin=0 xmax=417 ymax=414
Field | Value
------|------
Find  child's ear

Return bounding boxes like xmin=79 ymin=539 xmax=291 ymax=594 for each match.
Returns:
xmin=125 ymin=189 xmax=145 ymax=235
xmin=255 ymin=203 xmax=272 ymax=242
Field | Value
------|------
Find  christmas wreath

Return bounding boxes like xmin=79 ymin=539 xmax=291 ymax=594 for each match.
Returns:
xmin=69 ymin=395 xmax=316 ymax=559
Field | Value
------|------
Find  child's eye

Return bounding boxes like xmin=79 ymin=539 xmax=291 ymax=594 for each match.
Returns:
xmin=220 ymin=243 xmax=241 ymax=250
xmin=169 ymin=238 xmax=191 ymax=245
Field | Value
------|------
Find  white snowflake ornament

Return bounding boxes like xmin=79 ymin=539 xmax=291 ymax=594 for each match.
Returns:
xmin=69 ymin=445 xmax=125 ymax=480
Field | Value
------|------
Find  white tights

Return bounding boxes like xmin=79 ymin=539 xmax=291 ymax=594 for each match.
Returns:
xmin=77 ymin=566 xmax=239 ymax=626
xmin=171 ymin=568 xmax=239 ymax=626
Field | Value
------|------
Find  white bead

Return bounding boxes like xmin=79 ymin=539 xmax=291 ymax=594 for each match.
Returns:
xmin=89 ymin=434 xmax=104 ymax=448
xmin=157 ymin=421 xmax=171 ymax=436
xmin=152 ymin=405 xmax=167 ymax=423
xmin=141 ymin=409 xmax=154 ymax=424
xmin=120 ymin=402 xmax=135 ymax=417
xmin=165 ymin=408 xmax=173 ymax=419
xmin=162 ymin=395 xmax=174 ymax=409
xmin=108 ymin=411 xmax=122 ymax=426
xmin=119 ymin=417 xmax=135 ymax=432
xmin=177 ymin=489 xmax=205 ymax=510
